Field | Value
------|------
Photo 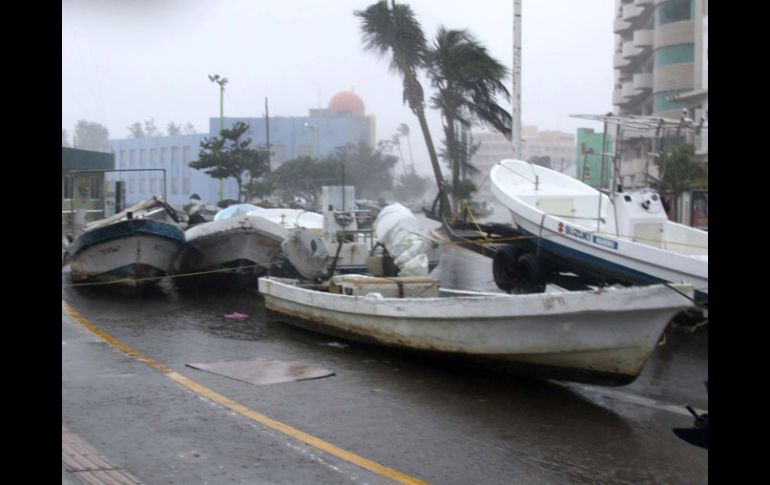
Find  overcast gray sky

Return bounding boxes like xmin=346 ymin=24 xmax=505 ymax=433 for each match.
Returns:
xmin=62 ymin=0 xmax=614 ymax=174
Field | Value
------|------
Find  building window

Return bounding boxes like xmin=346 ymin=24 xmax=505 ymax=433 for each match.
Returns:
xmin=120 ymin=150 xmax=126 ymax=168
xmin=129 ymin=179 xmax=136 ymax=194
xmin=150 ymin=148 xmax=158 ymax=166
xmin=172 ymin=146 xmax=179 ymax=163
xmin=160 ymin=147 xmax=168 ymax=165
xmin=653 ymin=91 xmax=688 ymax=113
xmin=63 ymin=176 xmax=74 ymax=199
xmin=150 ymin=178 xmax=157 ymax=194
xmin=140 ymin=149 xmax=146 ymax=167
xmin=183 ymin=178 xmax=190 ymax=194
xmin=656 ymin=0 xmax=693 ymax=27
xmin=654 ymin=43 xmax=694 ymax=68
xmin=129 ymin=149 xmax=136 ymax=167
xmin=172 ymin=178 xmax=179 ymax=194
xmin=140 ymin=178 xmax=146 ymax=194
xmin=183 ymin=146 xmax=190 ymax=163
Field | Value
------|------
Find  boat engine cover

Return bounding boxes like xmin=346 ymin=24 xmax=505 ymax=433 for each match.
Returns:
xmin=281 ymin=228 xmax=330 ymax=280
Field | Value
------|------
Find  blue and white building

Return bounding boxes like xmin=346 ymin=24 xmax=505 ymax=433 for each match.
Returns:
xmin=108 ymin=91 xmax=376 ymax=206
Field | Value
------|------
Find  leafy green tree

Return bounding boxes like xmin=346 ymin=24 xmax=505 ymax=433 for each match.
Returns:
xmin=62 ymin=129 xmax=70 ymax=147
xmin=127 ymin=122 xmax=145 ymax=138
xmin=245 ymin=178 xmax=276 ymax=201
xmin=355 ymin=0 xmax=450 ymax=215
xmin=393 ymin=169 xmax=429 ymax=202
xmin=453 ymin=178 xmax=477 ymax=201
xmin=73 ymin=120 xmax=110 ymax=152
xmin=272 ymin=144 xmax=398 ymax=202
xmin=323 ymin=142 xmax=398 ymax=199
xmin=426 ymin=26 xmax=511 ymax=210
xmin=190 ymin=122 xmax=269 ymax=202
xmin=166 ymin=122 xmax=182 ymax=136
xmin=144 ymin=118 xmax=161 ymax=137
xmin=271 ymin=156 xmax=325 ymax=198
xmin=649 ymin=144 xmax=707 ymax=220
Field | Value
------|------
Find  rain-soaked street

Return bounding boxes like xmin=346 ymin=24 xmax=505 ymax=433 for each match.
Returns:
xmin=61 ymin=220 xmax=708 ymax=484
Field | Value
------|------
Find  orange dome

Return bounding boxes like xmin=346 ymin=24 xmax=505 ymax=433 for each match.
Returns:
xmin=328 ymin=91 xmax=365 ymax=116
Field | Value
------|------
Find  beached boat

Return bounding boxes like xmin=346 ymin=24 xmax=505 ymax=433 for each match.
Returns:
xmin=67 ymin=197 xmax=185 ymax=289
xmin=490 ymin=159 xmax=708 ymax=301
xmin=258 ymin=274 xmax=694 ymax=386
xmin=174 ymin=205 xmax=289 ymax=288
xmin=250 ymin=208 xmax=325 ymax=233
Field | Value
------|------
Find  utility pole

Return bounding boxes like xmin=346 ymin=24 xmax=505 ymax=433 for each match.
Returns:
xmin=512 ymin=0 xmax=522 ymax=158
xmin=209 ymin=74 xmax=228 ymax=200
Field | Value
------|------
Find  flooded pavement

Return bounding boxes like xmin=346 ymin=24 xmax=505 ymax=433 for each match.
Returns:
xmin=62 ymin=235 xmax=708 ymax=484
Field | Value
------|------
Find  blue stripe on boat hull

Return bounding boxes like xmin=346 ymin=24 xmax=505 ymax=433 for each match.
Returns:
xmin=519 ymin=227 xmax=707 ymax=301
xmin=69 ymin=219 xmax=185 ymax=257
xmin=70 ymin=263 xmax=167 ymax=285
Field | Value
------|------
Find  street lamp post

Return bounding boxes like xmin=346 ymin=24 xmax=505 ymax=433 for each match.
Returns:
xmin=209 ymin=74 xmax=229 ymax=201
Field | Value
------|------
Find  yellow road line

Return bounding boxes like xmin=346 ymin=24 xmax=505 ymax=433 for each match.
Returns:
xmin=62 ymin=299 xmax=428 ymax=485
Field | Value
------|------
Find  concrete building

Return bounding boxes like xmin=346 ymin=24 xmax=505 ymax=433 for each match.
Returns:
xmin=468 ymin=126 xmax=575 ymax=201
xmin=520 ymin=125 xmax=576 ymax=174
xmin=468 ymin=131 xmax=514 ymax=202
xmin=613 ymin=0 xmax=708 ymax=186
xmin=576 ymin=128 xmax=615 ymax=189
xmin=215 ymin=91 xmax=376 ymax=169
xmin=108 ymin=91 xmax=376 ymax=206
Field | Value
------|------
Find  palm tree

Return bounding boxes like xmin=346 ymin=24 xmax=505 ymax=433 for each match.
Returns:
xmin=355 ymin=0 xmax=451 ymax=216
xmin=397 ymin=122 xmax=416 ymax=171
xmin=426 ymin=27 xmax=512 ymax=210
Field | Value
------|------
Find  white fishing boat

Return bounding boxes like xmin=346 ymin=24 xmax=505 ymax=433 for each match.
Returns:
xmin=67 ymin=197 xmax=186 ymax=289
xmin=278 ymin=188 xmax=440 ymax=280
xmin=259 ymin=274 xmax=694 ymax=386
xmin=175 ymin=204 xmax=289 ymax=288
xmin=272 ymin=187 xmax=387 ymax=278
xmin=249 ymin=208 xmax=324 ymax=233
xmin=490 ymin=159 xmax=708 ymax=301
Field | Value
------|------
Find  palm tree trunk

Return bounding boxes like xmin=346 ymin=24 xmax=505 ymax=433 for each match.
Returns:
xmin=414 ymin=107 xmax=451 ymax=218
xmin=445 ymin=114 xmax=460 ymax=213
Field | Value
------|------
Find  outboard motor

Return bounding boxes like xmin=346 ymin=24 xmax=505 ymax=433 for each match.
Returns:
xmin=281 ymin=228 xmax=330 ymax=280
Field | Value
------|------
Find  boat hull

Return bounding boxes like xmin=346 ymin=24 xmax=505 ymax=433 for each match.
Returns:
xmin=258 ymin=277 xmax=693 ymax=385
xmin=178 ymin=216 xmax=287 ymax=269
xmin=69 ymin=219 xmax=185 ymax=287
xmin=490 ymin=160 xmax=708 ymax=300
xmin=514 ymin=220 xmax=708 ymax=301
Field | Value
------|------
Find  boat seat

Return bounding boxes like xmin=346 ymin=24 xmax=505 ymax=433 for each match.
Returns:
xmin=330 ymin=274 xmax=440 ymax=298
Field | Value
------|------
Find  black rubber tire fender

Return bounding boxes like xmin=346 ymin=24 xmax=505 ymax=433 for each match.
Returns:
xmin=492 ymin=244 xmax=520 ymax=292
xmin=513 ymin=252 xmax=546 ymax=293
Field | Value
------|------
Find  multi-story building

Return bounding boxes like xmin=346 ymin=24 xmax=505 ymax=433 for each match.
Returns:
xmin=613 ymin=0 xmax=708 ymax=186
xmin=576 ymin=128 xmax=615 ymax=189
xmin=468 ymin=126 xmax=575 ymax=201
xmin=520 ymin=125 xmax=576 ymax=175
xmin=467 ymin=131 xmax=514 ymax=202
xmin=215 ymin=91 xmax=376 ymax=169
xmin=108 ymin=91 xmax=376 ymax=206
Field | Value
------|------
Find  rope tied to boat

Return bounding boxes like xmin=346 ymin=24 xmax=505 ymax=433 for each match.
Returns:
xmin=62 ymin=261 xmax=282 ymax=288
xmin=497 ymin=160 xmax=538 ymax=186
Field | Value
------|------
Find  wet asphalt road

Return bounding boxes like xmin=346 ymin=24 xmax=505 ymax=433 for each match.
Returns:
xmin=62 ymin=218 xmax=708 ymax=484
